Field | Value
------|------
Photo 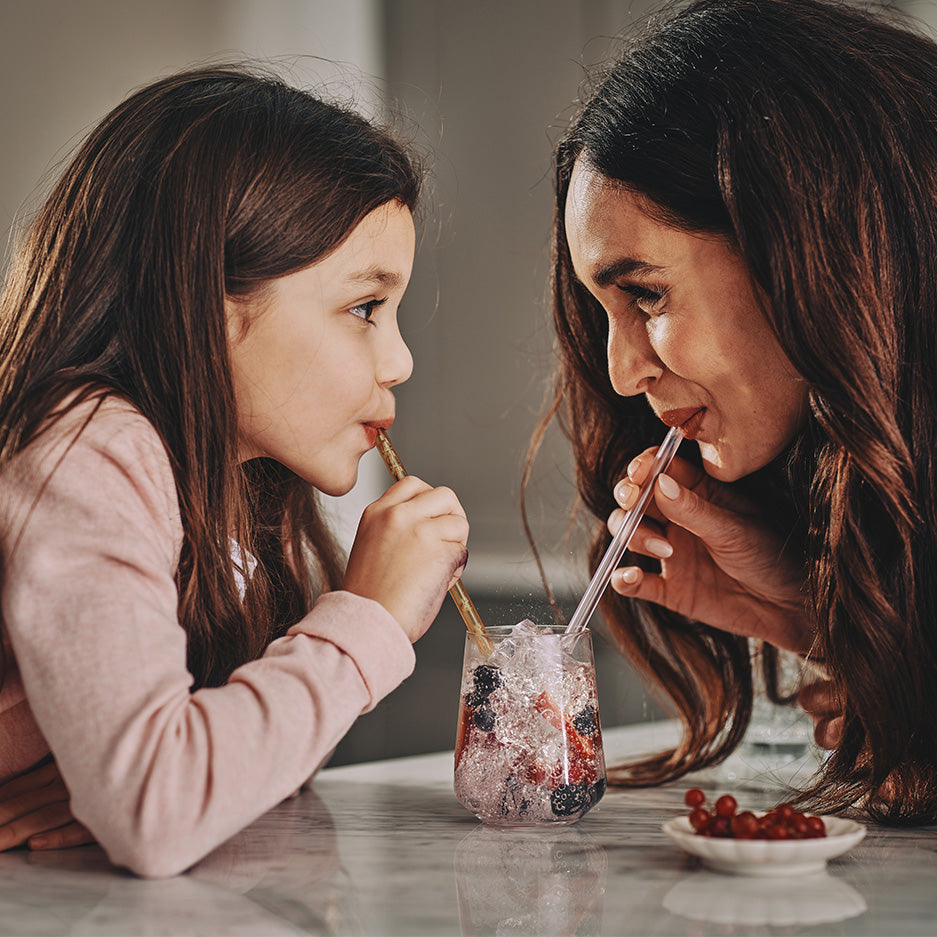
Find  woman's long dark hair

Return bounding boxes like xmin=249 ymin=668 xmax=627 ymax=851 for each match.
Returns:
xmin=0 ymin=65 xmax=422 ymax=688
xmin=542 ymin=0 xmax=937 ymax=822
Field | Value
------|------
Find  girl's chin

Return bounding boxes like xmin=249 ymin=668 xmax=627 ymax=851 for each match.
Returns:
xmin=296 ymin=459 xmax=360 ymax=496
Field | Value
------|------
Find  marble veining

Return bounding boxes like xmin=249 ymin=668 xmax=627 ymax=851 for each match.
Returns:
xmin=0 ymin=722 xmax=934 ymax=936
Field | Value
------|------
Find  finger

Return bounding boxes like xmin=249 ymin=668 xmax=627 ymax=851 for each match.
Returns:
xmin=373 ymin=475 xmax=433 ymax=505
xmin=813 ymin=714 xmax=844 ymax=750
xmin=0 ymin=778 xmax=69 ymax=824
xmin=651 ymin=472 xmax=752 ymax=550
xmin=29 ymin=821 xmax=95 ymax=851
xmin=610 ymin=565 xmax=644 ymax=594
xmin=609 ymin=566 xmax=673 ymax=610
xmin=613 ymin=479 xmax=641 ymax=511
xmin=447 ymin=549 xmax=470 ymax=590
xmin=0 ymin=802 xmax=74 ymax=851
xmin=404 ymin=485 xmax=467 ymax=520
xmin=421 ymin=513 xmax=470 ymax=547
xmin=0 ymin=762 xmax=59 ymax=803
xmin=798 ymin=681 xmax=840 ymax=717
xmin=606 ymin=510 xmax=672 ymax=559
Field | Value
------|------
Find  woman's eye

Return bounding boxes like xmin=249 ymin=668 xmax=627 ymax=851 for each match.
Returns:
xmin=349 ymin=298 xmax=386 ymax=322
xmin=618 ymin=283 xmax=668 ymax=314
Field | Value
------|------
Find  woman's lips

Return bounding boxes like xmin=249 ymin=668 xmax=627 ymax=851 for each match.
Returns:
xmin=659 ymin=407 xmax=705 ymax=439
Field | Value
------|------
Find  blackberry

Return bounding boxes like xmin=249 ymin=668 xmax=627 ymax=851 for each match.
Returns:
xmin=472 ymin=664 xmax=501 ymax=699
xmin=464 ymin=689 xmax=487 ymax=709
xmin=573 ymin=705 xmax=598 ymax=736
xmin=473 ymin=704 xmax=496 ymax=732
xmin=588 ymin=777 xmax=607 ymax=807
xmin=550 ymin=781 xmax=589 ymax=817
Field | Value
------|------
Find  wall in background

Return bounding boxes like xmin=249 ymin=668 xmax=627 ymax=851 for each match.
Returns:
xmin=2 ymin=0 xmax=919 ymax=763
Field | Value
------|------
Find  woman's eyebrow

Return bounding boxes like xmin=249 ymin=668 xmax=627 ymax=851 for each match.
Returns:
xmin=593 ymin=258 xmax=666 ymax=288
xmin=347 ymin=266 xmax=403 ymax=289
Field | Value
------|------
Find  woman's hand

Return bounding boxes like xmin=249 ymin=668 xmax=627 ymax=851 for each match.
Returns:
xmin=608 ymin=449 xmax=814 ymax=653
xmin=0 ymin=760 xmax=94 ymax=851
xmin=343 ymin=475 xmax=469 ymax=642
xmin=798 ymin=678 xmax=845 ymax=749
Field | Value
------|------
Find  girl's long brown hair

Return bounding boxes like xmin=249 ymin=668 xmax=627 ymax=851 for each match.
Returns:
xmin=536 ymin=0 xmax=937 ymax=822
xmin=0 ymin=65 xmax=421 ymax=689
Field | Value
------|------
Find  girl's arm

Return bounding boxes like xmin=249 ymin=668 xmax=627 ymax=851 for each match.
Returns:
xmin=1 ymin=398 xmax=416 ymax=877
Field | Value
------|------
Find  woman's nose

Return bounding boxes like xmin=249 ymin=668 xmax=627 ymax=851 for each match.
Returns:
xmin=607 ymin=317 xmax=663 ymax=396
xmin=379 ymin=322 xmax=414 ymax=388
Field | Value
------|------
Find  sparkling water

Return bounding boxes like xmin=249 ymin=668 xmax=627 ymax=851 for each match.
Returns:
xmin=454 ymin=622 xmax=606 ymax=825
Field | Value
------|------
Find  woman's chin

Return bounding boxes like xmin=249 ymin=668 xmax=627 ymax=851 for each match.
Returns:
xmin=697 ymin=443 xmax=743 ymax=483
xmin=698 ymin=442 xmax=769 ymax=483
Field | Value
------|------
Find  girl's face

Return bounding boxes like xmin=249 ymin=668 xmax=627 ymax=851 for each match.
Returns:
xmin=564 ymin=161 xmax=808 ymax=482
xmin=226 ymin=200 xmax=415 ymax=495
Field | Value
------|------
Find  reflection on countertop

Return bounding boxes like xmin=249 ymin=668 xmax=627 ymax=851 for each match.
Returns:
xmin=455 ymin=826 xmax=607 ymax=936
xmin=0 ymin=722 xmax=936 ymax=936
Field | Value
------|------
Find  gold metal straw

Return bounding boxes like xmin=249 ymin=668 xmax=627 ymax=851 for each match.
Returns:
xmin=375 ymin=429 xmax=493 ymax=655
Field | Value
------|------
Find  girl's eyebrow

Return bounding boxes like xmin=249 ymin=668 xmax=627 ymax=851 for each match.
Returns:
xmin=593 ymin=258 xmax=666 ymax=288
xmin=347 ymin=266 xmax=403 ymax=289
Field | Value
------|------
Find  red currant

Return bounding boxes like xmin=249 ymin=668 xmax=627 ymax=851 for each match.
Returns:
xmin=689 ymin=807 xmax=711 ymax=832
xmin=714 ymin=794 xmax=737 ymax=818
xmin=709 ymin=816 xmax=732 ymax=838
xmin=806 ymin=815 xmax=827 ymax=837
xmin=730 ymin=810 xmax=759 ymax=839
xmin=684 ymin=787 xmax=706 ymax=808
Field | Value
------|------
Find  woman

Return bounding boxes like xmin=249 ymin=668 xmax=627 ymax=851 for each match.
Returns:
xmin=544 ymin=0 xmax=937 ymax=822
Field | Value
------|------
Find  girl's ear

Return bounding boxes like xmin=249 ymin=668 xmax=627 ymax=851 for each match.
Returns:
xmin=224 ymin=295 xmax=253 ymax=345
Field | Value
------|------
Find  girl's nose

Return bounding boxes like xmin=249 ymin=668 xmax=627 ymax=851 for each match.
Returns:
xmin=607 ymin=316 xmax=663 ymax=396
xmin=379 ymin=322 xmax=414 ymax=388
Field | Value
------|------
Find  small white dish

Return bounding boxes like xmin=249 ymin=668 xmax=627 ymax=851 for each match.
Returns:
xmin=662 ymin=815 xmax=866 ymax=876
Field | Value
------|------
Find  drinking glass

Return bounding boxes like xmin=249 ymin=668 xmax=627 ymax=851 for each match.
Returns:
xmin=453 ymin=623 xmax=606 ymax=826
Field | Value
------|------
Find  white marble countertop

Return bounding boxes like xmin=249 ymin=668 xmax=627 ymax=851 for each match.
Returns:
xmin=0 ymin=720 xmax=934 ymax=936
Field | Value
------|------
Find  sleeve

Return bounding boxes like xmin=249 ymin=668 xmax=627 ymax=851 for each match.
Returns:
xmin=0 ymin=402 xmax=415 ymax=877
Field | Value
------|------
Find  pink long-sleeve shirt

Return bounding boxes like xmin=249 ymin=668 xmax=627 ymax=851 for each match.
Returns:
xmin=0 ymin=396 xmax=415 ymax=877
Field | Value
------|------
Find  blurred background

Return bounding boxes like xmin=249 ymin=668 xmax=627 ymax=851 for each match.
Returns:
xmin=2 ymin=0 xmax=933 ymax=764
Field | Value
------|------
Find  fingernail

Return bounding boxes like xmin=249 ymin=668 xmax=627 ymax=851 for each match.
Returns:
xmin=646 ymin=536 xmax=673 ymax=558
xmin=657 ymin=473 xmax=680 ymax=500
xmin=621 ymin=567 xmax=639 ymax=584
xmin=626 ymin=458 xmax=641 ymax=478
xmin=614 ymin=480 xmax=638 ymax=508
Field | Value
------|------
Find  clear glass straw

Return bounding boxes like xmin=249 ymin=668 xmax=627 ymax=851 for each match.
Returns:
xmin=564 ymin=425 xmax=684 ymax=636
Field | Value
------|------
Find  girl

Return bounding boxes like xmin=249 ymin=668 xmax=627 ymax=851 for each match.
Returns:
xmin=542 ymin=0 xmax=937 ymax=822
xmin=0 ymin=65 xmax=469 ymax=876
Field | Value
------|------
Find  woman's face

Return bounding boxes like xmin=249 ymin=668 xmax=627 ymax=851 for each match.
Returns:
xmin=226 ymin=200 xmax=415 ymax=495
xmin=564 ymin=160 xmax=808 ymax=482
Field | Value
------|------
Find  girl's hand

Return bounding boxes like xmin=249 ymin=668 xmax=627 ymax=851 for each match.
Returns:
xmin=0 ymin=760 xmax=94 ymax=851
xmin=608 ymin=450 xmax=814 ymax=653
xmin=343 ymin=475 xmax=469 ymax=642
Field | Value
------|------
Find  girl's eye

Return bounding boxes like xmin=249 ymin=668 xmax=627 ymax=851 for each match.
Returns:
xmin=349 ymin=298 xmax=386 ymax=322
xmin=618 ymin=282 xmax=668 ymax=315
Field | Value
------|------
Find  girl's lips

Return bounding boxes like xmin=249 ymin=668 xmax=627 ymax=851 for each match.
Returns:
xmin=659 ymin=407 xmax=705 ymax=439
xmin=363 ymin=419 xmax=394 ymax=448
